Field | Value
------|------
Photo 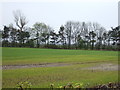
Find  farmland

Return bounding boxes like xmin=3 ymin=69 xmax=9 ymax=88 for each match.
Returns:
xmin=2 ymin=47 xmax=119 ymax=88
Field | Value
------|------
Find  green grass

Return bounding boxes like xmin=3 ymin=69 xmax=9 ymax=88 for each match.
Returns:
xmin=2 ymin=47 xmax=119 ymax=88
xmin=3 ymin=64 xmax=118 ymax=88
xmin=2 ymin=47 xmax=118 ymax=65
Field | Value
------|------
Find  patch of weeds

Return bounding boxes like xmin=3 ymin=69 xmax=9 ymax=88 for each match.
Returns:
xmin=50 ymin=82 xmax=120 ymax=89
xmin=16 ymin=81 xmax=32 ymax=90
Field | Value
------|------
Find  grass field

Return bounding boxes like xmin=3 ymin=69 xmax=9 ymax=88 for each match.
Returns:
xmin=2 ymin=47 xmax=119 ymax=88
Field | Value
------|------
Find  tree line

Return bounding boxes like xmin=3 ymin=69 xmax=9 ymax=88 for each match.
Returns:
xmin=1 ymin=10 xmax=120 ymax=50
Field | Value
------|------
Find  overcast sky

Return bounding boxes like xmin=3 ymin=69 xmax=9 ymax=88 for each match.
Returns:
xmin=0 ymin=0 xmax=118 ymax=31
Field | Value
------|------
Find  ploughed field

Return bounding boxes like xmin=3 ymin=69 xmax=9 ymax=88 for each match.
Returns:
xmin=2 ymin=47 xmax=119 ymax=88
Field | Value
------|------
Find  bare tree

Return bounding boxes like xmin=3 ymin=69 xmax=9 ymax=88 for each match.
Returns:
xmin=13 ymin=10 xmax=28 ymax=31
xmin=96 ymin=26 xmax=106 ymax=49
xmin=65 ymin=21 xmax=72 ymax=48
xmin=33 ymin=22 xmax=52 ymax=47
xmin=72 ymin=22 xmax=82 ymax=49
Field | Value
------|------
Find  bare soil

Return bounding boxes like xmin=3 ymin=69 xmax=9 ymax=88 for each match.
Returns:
xmin=82 ymin=63 xmax=119 ymax=71
xmin=2 ymin=62 xmax=119 ymax=71
xmin=2 ymin=63 xmax=71 ymax=70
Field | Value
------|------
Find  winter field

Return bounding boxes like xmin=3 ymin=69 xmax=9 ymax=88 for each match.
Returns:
xmin=2 ymin=47 xmax=119 ymax=88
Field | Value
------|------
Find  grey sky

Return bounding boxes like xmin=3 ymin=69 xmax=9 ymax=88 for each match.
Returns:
xmin=0 ymin=1 xmax=118 ymax=31
xmin=118 ymin=1 xmax=120 ymax=25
